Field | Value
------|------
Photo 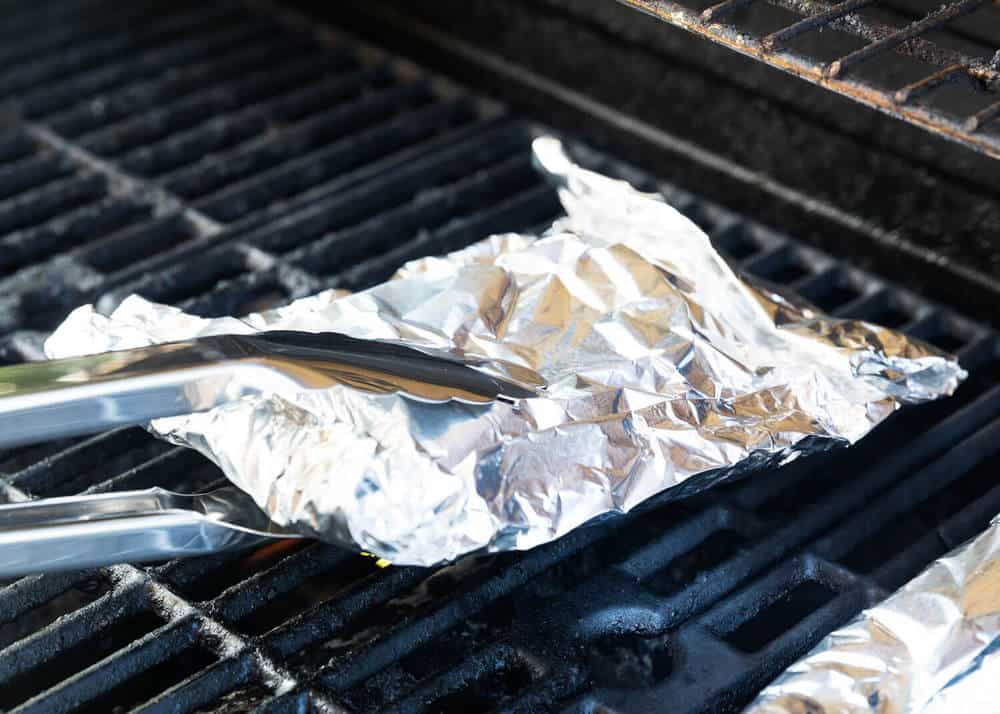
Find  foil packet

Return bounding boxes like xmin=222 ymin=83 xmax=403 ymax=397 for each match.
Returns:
xmin=44 ymin=138 xmax=964 ymax=566
xmin=746 ymin=516 xmax=1000 ymax=714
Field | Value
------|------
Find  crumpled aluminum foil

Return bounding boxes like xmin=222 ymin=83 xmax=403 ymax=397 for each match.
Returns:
xmin=746 ymin=516 xmax=1000 ymax=714
xmin=43 ymin=138 xmax=965 ymax=565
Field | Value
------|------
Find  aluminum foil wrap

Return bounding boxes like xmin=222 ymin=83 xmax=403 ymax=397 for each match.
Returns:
xmin=43 ymin=138 xmax=964 ymax=566
xmin=746 ymin=516 xmax=1000 ymax=714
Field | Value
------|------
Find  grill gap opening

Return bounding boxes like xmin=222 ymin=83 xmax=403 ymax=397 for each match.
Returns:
xmin=192 ymin=680 xmax=274 ymax=714
xmin=234 ymin=285 xmax=292 ymax=316
xmin=146 ymin=251 xmax=251 ymax=306
xmin=926 ymin=330 xmax=968 ymax=354
xmin=310 ymin=556 xmax=510 ymax=667
xmin=0 ymin=154 xmax=71 ymax=203
xmin=10 ymin=428 xmax=171 ymax=497
xmin=586 ymin=633 xmax=673 ymax=689
xmin=891 ymin=0 xmax=1000 ymax=48
xmin=678 ymin=203 xmax=716 ymax=234
xmin=746 ymin=247 xmax=813 ymax=285
xmin=644 ymin=529 xmax=748 ymax=597
xmin=404 ymin=598 xmax=516 ymax=681
xmin=72 ymin=644 xmax=219 ymax=714
xmin=907 ymin=313 xmax=970 ymax=353
xmin=712 ymin=223 xmax=761 ymax=260
xmin=0 ymin=132 xmax=35 ymax=165
xmin=0 ymin=608 xmax=165 ymax=710
xmin=0 ymin=198 xmax=152 ymax=279
xmin=120 ymin=114 xmax=269 ymax=178
xmin=10 ymin=5 xmax=254 ymax=117
xmin=425 ymin=656 xmax=537 ymax=714
xmin=846 ymin=291 xmax=913 ymax=328
xmin=162 ymin=68 xmax=399 ymax=199
xmin=270 ymin=63 xmax=388 ymax=123
xmin=753 ymin=454 xmax=845 ymax=517
xmin=920 ymin=80 xmax=999 ymax=118
xmin=0 ymin=575 xmax=110 ymax=652
xmin=183 ymin=274 xmax=294 ymax=319
xmin=337 ymin=184 xmax=561 ymax=289
xmin=100 ymin=447 xmax=225 ymax=495
xmin=797 ymin=269 xmax=864 ymax=312
xmin=81 ymin=52 xmax=356 ymax=160
xmin=0 ymin=437 xmax=88 ymax=476
xmin=195 ymin=99 xmax=476 ymax=223
xmin=80 ymin=215 xmax=201 ymax=274
xmin=232 ymin=554 xmax=383 ymax=636
xmin=43 ymin=22 xmax=279 ymax=136
xmin=837 ymin=458 xmax=1000 ymax=576
xmin=0 ymin=173 xmax=107 ymax=237
xmin=721 ymin=578 xmax=838 ymax=653
xmin=782 ymin=18 xmax=869 ymax=64
xmin=521 ymin=501 xmax=707 ymax=602
xmin=838 ymin=515 xmax=930 ymax=577
xmin=293 ymin=155 xmax=540 ymax=273
xmin=727 ymin=2 xmax=807 ymax=41
xmin=856 ymin=3 xmax=995 ymax=66
xmin=342 ymin=596 xmax=522 ymax=710
xmin=167 ymin=540 xmax=312 ymax=603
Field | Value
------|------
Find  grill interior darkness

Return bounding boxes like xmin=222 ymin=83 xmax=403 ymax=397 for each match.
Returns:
xmin=618 ymin=0 xmax=1000 ymax=159
xmin=0 ymin=1 xmax=996 ymax=713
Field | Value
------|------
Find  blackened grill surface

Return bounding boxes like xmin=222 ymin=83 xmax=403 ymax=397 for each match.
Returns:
xmin=0 ymin=1 xmax=996 ymax=713
xmin=617 ymin=0 xmax=1000 ymax=159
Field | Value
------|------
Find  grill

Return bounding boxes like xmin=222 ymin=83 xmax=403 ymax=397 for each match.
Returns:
xmin=619 ymin=0 xmax=1000 ymax=159
xmin=0 ymin=1 xmax=998 ymax=712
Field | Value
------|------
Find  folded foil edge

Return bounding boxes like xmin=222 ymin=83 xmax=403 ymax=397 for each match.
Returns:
xmin=746 ymin=515 xmax=1000 ymax=714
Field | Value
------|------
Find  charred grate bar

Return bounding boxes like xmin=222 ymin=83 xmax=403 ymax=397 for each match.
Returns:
xmin=618 ymin=0 xmax=1000 ymax=158
xmin=0 ymin=1 xmax=995 ymax=713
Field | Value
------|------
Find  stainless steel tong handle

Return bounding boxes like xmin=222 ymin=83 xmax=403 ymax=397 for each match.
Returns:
xmin=0 ymin=330 xmax=534 ymax=450
xmin=0 ymin=487 xmax=301 ymax=578
xmin=0 ymin=330 xmax=536 ymax=576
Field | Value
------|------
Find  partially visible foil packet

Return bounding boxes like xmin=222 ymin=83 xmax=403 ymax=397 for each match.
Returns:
xmin=44 ymin=138 xmax=965 ymax=566
xmin=746 ymin=516 xmax=1000 ymax=714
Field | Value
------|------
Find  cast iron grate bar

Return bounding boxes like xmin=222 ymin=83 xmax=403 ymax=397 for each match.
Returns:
xmin=824 ymin=0 xmax=985 ymax=78
xmin=39 ymin=22 xmax=295 ymax=134
xmin=618 ymin=0 xmax=1000 ymax=158
xmin=893 ymin=63 xmax=968 ymax=103
xmin=0 ymin=3 xmax=248 ymax=109
xmin=760 ymin=0 xmax=874 ymax=50
xmin=967 ymin=100 xmax=1000 ymax=132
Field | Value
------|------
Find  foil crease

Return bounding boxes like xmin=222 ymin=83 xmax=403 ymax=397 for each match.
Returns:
xmin=43 ymin=138 xmax=965 ymax=566
xmin=746 ymin=517 xmax=1000 ymax=714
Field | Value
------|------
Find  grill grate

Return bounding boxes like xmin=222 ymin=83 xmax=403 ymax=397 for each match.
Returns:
xmin=618 ymin=0 xmax=1000 ymax=158
xmin=0 ymin=1 xmax=996 ymax=712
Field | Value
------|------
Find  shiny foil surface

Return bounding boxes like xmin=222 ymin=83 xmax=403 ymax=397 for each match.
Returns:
xmin=746 ymin=517 xmax=1000 ymax=713
xmin=44 ymin=138 xmax=964 ymax=565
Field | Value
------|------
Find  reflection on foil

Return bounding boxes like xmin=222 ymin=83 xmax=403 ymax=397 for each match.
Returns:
xmin=44 ymin=138 xmax=965 ymax=566
xmin=746 ymin=516 xmax=1000 ymax=714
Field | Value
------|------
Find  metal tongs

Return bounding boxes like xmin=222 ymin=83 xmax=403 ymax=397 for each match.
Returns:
xmin=0 ymin=331 xmax=534 ymax=576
